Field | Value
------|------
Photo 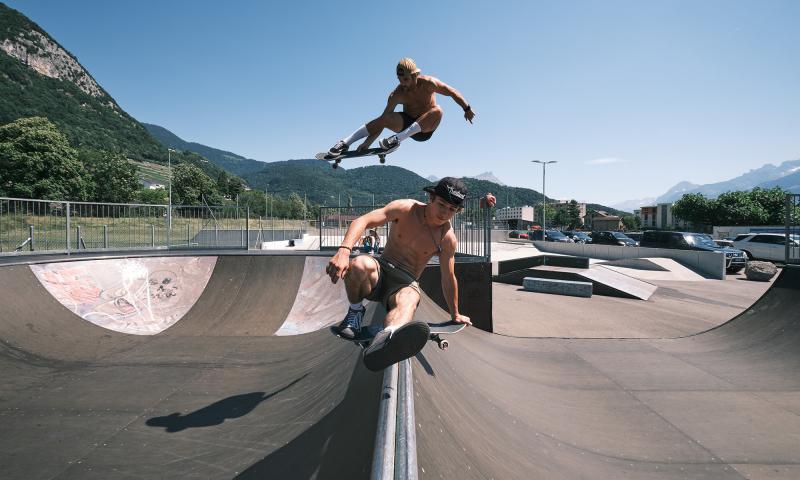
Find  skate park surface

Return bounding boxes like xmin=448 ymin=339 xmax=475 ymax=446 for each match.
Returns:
xmin=0 ymin=251 xmax=798 ymax=479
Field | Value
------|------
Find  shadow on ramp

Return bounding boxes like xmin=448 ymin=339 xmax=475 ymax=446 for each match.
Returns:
xmin=146 ymin=375 xmax=307 ymax=433
xmin=235 ymin=363 xmax=382 ymax=480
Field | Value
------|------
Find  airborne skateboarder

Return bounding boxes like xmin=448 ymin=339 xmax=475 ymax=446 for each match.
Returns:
xmin=326 ymin=177 xmax=496 ymax=371
xmin=326 ymin=58 xmax=476 ymax=157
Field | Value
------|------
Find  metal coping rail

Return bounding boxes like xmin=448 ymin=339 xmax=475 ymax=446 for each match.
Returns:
xmin=371 ymin=359 xmax=419 ymax=480
xmin=371 ymin=363 xmax=399 ymax=479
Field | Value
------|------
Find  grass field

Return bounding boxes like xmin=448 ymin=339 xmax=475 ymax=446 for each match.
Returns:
xmin=133 ymin=160 xmax=171 ymax=185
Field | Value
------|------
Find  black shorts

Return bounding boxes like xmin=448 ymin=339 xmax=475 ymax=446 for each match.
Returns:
xmin=364 ymin=255 xmax=421 ymax=310
xmin=400 ymin=112 xmax=434 ymax=142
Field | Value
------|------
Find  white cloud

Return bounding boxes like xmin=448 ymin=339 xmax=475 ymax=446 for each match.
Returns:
xmin=585 ymin=157 xmax=628 ymax=165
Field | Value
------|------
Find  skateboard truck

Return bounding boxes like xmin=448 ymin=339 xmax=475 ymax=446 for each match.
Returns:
xmin=430 ymin=333 xmax=449 ymax=350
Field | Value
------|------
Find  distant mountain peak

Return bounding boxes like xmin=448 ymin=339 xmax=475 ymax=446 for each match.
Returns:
xmin=0 ymin=5 xmax=112 ymax=104
xmin=469 ymin=171 xmax=505 ymax=185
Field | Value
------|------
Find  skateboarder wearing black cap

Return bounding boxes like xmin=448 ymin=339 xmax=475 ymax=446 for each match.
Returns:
xmin=326 ymin=177 xmax=495 ymax=370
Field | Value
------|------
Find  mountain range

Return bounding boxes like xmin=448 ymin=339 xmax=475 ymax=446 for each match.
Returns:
xmin=612 ymin=160 xmax=800 ymax=211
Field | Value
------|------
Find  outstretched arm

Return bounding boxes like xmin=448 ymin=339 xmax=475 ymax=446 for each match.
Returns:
xmin=431 ymin=77 xmax=475 ymax=124
xmin=439 ymin=233 xmax=471 ymax=325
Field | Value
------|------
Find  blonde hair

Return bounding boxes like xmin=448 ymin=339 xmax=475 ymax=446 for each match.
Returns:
xmin=397 ymin=58 xmax=420 ymax=75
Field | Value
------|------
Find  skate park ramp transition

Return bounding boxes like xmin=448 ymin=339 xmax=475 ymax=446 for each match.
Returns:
xmin=1 ymin=254 xmax=799 ymax=479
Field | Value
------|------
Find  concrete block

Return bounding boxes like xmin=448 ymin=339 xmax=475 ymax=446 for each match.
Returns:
xmin=522 ymin=277 xmax=593 ymax=298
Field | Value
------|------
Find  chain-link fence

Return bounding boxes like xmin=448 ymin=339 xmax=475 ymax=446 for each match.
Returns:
xmin=787 ymin=194 xmax=799 ymax=265
xmin=318 ymin=196 xmax=491 ymax=261
xmin=0 ymin=197 xmax=309 ymax=255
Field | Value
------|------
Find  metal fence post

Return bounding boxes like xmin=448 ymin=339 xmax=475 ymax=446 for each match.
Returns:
xmin=246 ymin=207 xmax=250 ymax=250
xmin=151 ymin=225 xmax=155 ymax=247
xmin=787 ymin=194 xmax=791 ymax=264
xmin=186 ymin=224 xmax=190 ymax=246
xmin=76 ymin=225 xmax=82 ymax=249
xmin=66 ymin=202 xmax=71 ymax=254
xmin=103 ymin=225 xmax=108 ymax=249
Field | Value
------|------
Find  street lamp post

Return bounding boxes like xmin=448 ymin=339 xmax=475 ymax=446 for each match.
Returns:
xmin=532 ymin=160 xmax=557 ymax=236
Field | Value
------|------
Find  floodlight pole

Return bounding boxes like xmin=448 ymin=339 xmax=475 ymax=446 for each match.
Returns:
xmin=532 ymin=160 xmax=557 ymax=235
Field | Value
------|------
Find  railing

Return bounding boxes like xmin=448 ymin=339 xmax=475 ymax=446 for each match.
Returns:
xmin=787 ymin=194 xmax=799 ymax=265
xmin=0 ymin=197 xmax=308 ymax=255
xmin=318 ymin=196 xmax=491 ymax=261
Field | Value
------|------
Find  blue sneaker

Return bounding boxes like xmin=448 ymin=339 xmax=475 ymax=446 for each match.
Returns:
xmin=331 ymin=305 xmax=365 ymax=340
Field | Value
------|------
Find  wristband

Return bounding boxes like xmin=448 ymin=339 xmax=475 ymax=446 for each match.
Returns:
xmin=338 ymin=245 xmax=351 ymax=252
xmin=463 ymin=105 xmax=471 ymax=112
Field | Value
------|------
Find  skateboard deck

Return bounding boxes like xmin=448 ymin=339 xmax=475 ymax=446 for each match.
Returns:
xmin=331 ymin=320 xmax=467 ymax=351
xmin=315 ymin=145 xmax=399 ymax=169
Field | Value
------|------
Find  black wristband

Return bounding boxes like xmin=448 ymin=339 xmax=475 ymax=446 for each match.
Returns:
xmin=338 ymin=245 xmax=351 ymax=252
xmin=464 ymin=105 xmax=471 ymax=112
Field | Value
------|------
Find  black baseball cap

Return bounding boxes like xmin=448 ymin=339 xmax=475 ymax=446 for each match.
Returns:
xmin=423 ymin=177 xmax=467 ymax=207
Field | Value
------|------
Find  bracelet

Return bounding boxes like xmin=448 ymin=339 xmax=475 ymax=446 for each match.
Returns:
xmin=464 ymin=105 xmax=471 ymax=112
xmin=338 ymin=245 xmax=351 ymax=251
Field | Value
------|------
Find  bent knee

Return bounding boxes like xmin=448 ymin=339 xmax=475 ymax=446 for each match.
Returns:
xmin=392 ymin=287 xmax=420 ymax=308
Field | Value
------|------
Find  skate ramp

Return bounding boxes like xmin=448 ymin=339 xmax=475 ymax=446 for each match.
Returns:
xmin=0 ymin=254 xmax=384 ymax=479
xmin=495 ymin=263 xmax=658 ymax=300
xmin=2 ymin=255 xmax=798 ymax=479
xmin=412 ymin=266 xmax=800 ymax=479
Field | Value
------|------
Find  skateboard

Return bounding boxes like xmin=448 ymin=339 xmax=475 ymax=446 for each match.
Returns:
xmin=331 ymin=320 xmax=467 ymax=350
xmin=315 ymin=145 xmax=399 ymax=169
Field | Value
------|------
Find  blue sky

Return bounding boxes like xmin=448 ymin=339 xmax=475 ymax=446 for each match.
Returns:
xmin=6 ymin=0 xmax=800 ymax=206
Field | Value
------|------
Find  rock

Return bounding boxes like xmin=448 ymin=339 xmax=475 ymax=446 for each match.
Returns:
xmin=745 ymin=261 xmax=778 ymax=282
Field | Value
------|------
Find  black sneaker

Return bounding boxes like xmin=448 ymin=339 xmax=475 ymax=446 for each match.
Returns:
xmin=378 ymin=135 xmax=399 ymax=151
xmin=330 ymin=305 xmax=365 ymax=340
xmin=328 ymin=140 xmax=349 ymax=157
xmin=362 ymin=321 xmax=430 ymax=372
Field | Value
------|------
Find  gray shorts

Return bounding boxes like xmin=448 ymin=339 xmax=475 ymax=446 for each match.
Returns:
xmin=364 ymin=255 xmax=421 ymax=310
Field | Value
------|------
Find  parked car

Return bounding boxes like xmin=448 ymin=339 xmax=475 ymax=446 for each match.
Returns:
xmin=732 ymin=233 xmax=800 ymax=262
xmin=562 ymin=231 xmax=592 ymax=244
xmin=713 ymin=238 xmax=735 ymax=248
xmin=640 ymin=231 xmax=747 ymax=272
xmin=625 ymin=232 xmax=643 ymax=244
xmin=508 ymin=230 xmax=529 ymax=239
xmin=590 ymin=231 xmax=638 ymax=247
xmin=528 ymin=230 xmax=571 ymax=242
xmin=544 ymin=230 xmax=573 ymax=243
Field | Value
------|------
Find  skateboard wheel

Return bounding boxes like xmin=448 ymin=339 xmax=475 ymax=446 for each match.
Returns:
xmin=379 ymin=155 xmax=386 ymax=164
xmin=439 ymin=340 xmax=449 ymax=350
xmin=332 ymin=163 xmax=338 ymax=169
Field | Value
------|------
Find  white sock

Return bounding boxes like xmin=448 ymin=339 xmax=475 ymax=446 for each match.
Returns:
xmin=394 ymin=122 xmax=421 ymax=142
xmin=350 ymin=302 xmax=364 ymax=310
xmin=343 ymin=125 xmax=368 ymax=146
xmin=384 ymin=325 xmax=399 ymax=334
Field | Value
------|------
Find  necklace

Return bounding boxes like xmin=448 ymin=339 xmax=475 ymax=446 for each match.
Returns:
xmin=421 ymin=206 xmax=443 ymax=254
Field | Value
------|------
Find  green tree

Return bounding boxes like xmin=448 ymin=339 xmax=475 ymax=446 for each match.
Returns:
xmin=622 ymin=215 xmax=642 ymax=231
xmin=0 ymin=116 xmax=90 ymax=200
xmin=239 ymin=189 xmax=267 ymax=216
xmin=748 ymin=187 xmax=789 ymax=225
xmin=172 ymin=162 xmax=221 ymax=205
xmin=136 ymin=187 xmax=167 ymax=204
xmin=79 ymin=148 xmax=139 ymax=203
xmin=712 ymin=190 xmax=768 ymax=226
xmin=566 ymin=200 xmax=583 ymax=229
xmin=552 ymin=209 xmax=568 ymax=229
xmin=673 ymin=193 xmax=713 ymax=226
xmin=287 ymin=192 xmax=307 ymax=219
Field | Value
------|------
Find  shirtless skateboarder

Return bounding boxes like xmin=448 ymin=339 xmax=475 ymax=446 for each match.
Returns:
xmin=327 ymin=58 xmax=475 ymax=156
xmin=326 ymin=177 xmax=496 ymax=370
